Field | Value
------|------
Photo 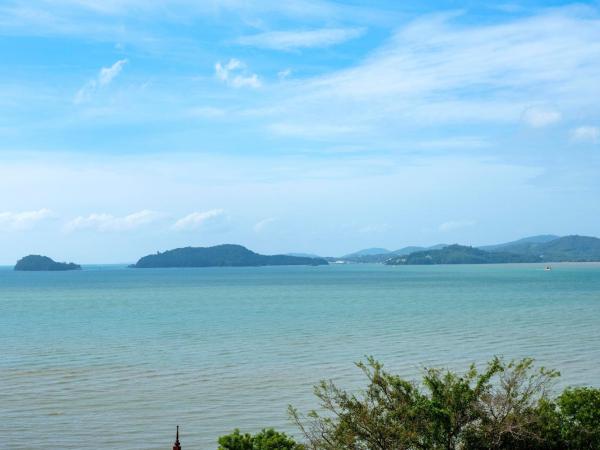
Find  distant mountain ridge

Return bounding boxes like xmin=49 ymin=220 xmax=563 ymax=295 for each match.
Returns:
xmin=384 ymin=235 xmax=600 ymax=265
xmin=479 ymin=235 xmax=560 ymax=252
xmin=339 ymin=244 xmax=449 ymax=263
xmin=385 ymin=245 xmax=541 ymax=265
xmin=132 ymin=244 xmax=328 ymax=268
xmin=342 ymin=248 xmax=391 ymax=258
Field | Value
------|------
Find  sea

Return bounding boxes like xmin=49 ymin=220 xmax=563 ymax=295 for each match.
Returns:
xmin=1 ymin=263 xmax=599 ymax=450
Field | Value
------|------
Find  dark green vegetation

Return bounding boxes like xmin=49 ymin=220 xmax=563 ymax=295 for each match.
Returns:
xmin=218 ymin=358 xmax=600 ymax=449
xmin=494 ymin=235 xmax=600 ymax=262
xmin=132 ymin=244 xmax=328 ymax=268
xmin=282 ymin=357 xmax=600 ymax=450
xmin=218 ymin=429 xmax=304 ymax=450
xmin=340 ymin=235 xmax=600 ymax=265
xmin=380 ymin=235 xmax=600 ymax=265
xmin=340 ymin=245 xmax=448 ymax=263
xmin=479 ymin=235 xmax=560 ymax=252
xmin=385 ymin=244 xmax=541 ymax=265
xmin=14 ymin=255 xmax=81 ymax=271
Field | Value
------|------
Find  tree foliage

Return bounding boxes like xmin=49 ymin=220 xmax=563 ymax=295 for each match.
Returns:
xmin=289 ymin=357 xmax=599 ymax=449
xmin=218 ymin=428 xmax=304 ymax=450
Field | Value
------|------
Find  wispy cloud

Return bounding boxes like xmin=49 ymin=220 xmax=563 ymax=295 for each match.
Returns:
xmin=237 ymin=27 xmax=365 ymax=50
xmin=570 ymin=126 xmax=599 ymax=144
xmin=65 ymin=209 xmax=161 ymax=232
xmin=263 ymin=9 xmax=600 ymax=138
xmin=215 ymin=59 xmax=261 ymax=88
xmin=438 ymin=220 xmax=476 ymax=232
xmin=521 ymin=106 xmax=561 ymax=128
xmin=75 ymin=59 xmax=128 ymax=104
xmin=0 ymin=208 xmax=54 ymax=231
xmin=172 ymin=209 xmax=228 ymax=231
xmin=278 ymin=68 xmax=292 ymax=80
xmin=253 ymin=217 xmax=277 ymax=233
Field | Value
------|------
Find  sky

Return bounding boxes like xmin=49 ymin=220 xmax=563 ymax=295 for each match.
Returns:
xmin=1 ymin=0 xmax=599 ymax=263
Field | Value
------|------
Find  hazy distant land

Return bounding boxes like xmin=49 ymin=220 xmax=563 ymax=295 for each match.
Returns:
xmin=12 ymin=235 xmax=600 ymax=270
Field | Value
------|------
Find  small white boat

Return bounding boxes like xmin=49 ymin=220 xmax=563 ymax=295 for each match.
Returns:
xmin=545 ymin=265 xmax=552 ymax=271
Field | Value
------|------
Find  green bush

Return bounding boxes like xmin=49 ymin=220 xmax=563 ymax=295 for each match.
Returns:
xmin=289 ymin=357 xmax=600 ymax=450
xmin=218 ymin=428 xmax=304 ymax=450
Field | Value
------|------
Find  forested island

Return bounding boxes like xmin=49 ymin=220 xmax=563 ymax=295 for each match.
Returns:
xmin=131 ymin=244 xmax=328 ymax=268
xmin=344 ymin=235 xmax=600 ymax=265
xmin=14 ymin=255 xmax=81 ymax=271
xmin=385 ymin=244 xmax=540 ymax=265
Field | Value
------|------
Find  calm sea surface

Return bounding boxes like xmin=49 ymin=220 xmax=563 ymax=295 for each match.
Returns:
xmin=1 ymin=263 xmax=599 ymax=449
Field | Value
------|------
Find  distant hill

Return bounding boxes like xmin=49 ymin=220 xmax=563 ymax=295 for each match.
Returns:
xmin=132 ymin=244 xmax=329 ymax=268
xmin=342 ymin=248 xmax=391 ymax=258
xmin=14 ymin=255 xmax=81 ymax=271
xmin=531 ymin=235 xmax=600 ymax=262
xmin=392 ymin=244 xmax=448 ymax=255
xmin=385 ymin=245 xmax=541 ymax=265
xmin=327 ymin=235 xmax=600 ymax=265
xmin=480 ymin=235 xmax=560 ymax=252
xmin=481 ymin=235 xmax=600 ymax=262
xmin=339 ymin=244 xmax=449 ymax=263
xmin=285 ymin=252 xmax=322 ymax=258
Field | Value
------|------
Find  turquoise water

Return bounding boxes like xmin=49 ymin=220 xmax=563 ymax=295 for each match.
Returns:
xmin=1 ymin=263 xmax=600 ymax=450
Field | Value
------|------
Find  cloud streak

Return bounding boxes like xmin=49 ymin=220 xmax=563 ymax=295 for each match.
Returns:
xmin=521 ymin=106 xmax=561 ymax=128
xmin=172 ymin=209 xmax=228 ymax=231
xmin=75 ymin=59 xmax=128 ymax=104
xmin=215 ymin=59 xmax=261 ymax=88
xmin=262 ymin=8 xmax=600 ymax=138
xmin=253 ymin=217 xmax=277 ymax=232
xmin=0 ymin=208 xmax=54 ymax=231
xmin=570 ymin=126 xmax=599 ymax=144
xmin=65 ymin=210 xmax=161 ymax=232
xmin=236 ymin=27 xmax=365 ymax=50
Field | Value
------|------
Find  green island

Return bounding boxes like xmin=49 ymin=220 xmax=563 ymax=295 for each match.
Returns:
xmin=131 ymin=244 xmax=329 ymax=268
xmin=385 ymin=244 xmax=541 ymax=265
xmin=14 ymin=255 xmax=81 ymax=271
xmin=348 ymin=235 xmax=600 ymax=265
xmin=215 ymin=357 xmax=600 ymax=450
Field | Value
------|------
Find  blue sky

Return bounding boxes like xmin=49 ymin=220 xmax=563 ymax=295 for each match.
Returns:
xmin=1 ymin=0 xmax=599 ymax=263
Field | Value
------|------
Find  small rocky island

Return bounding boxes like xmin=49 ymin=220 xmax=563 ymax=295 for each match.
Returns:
xmin=14 ymin=255 xmax=81 ymax=271
xmin=131 ymin=244 xmax=329 ymax=268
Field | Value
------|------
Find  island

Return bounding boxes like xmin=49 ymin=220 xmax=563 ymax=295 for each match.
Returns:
xmin=14 ymin=255 xmax=82 ymax=271
xmin=130 ymin=244 xmax=329 ymax=268
xmin=385 ymin=244 xmax=541 ymax=265
xmin=341 ymin=235 xmax=600 ymax=265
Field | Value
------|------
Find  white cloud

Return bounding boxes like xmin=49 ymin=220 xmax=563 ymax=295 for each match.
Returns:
xmin=438 ymin=220 xmax=476 ymax=232
xmin=278 ymin=68 xmax=292 ymax=80
xmin=172 ymin=209 xmax=228 ymax=231
xmin=521 ymin=106 xmax=562 ymax=128
xmin=98 ymin=59 xmax=128 ymax=85
xmin=253 ymin=217 xmax=277 ymax=232
xmin=75 ymin=59 xmax=128 ymax=104
xmin=215 ymin=59 xmax=261 ymax=89
xmin=65 ymin=209 xmax=161 ymax=232
xmin=0 ymin=208 xmax=54 ymax=231
xmin=570 ymin=125 xmax=599 ymax=143
xmin=237 ymin=27 xmax=365 ymax=50
xmin=262 ymin=9 xmax=600 ymax=136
